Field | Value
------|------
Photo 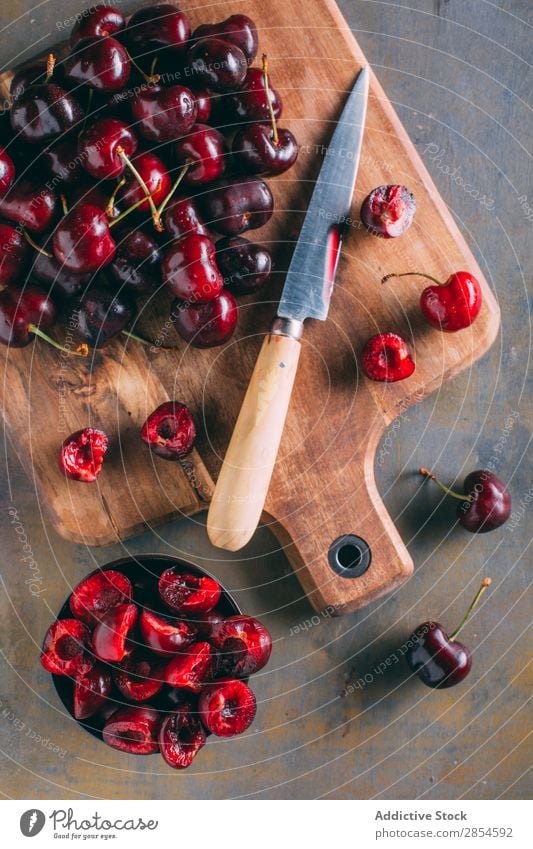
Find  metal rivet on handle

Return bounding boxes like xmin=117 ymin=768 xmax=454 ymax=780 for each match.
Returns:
xmin=328 ymin=534 xmax=371 ymax=579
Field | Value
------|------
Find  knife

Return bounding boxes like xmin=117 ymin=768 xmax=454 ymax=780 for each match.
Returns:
xmin=207 ymin=66 xmax=370 ymax=551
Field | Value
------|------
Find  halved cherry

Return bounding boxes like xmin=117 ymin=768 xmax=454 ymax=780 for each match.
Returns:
xmin=163 ymin=641 xmax=215 ymax=693
xmin=199 ymin=678 xmax=256 ymax=737
xmin=113 ymin=650 xmax=166 ymax=701
xmin=73 ymin=663 xmax=112 ymax=720
xmin=139 ymin=608 xmax=197 ymax=656
xmin=40 ymin=619 xmax=93 ymax=677
xmin=210 ymin=614 xmax=272 ymax=677
xmin=102 ymin=705 xmax=161 ymax=755
xmin=159 ymin=704 xmax=206 ymax=769
xmin=92 ymin=602 xmax=138 ymax=662
xmin=69 ymin=569 xmax=133 ymax=625
xmin=59 ymin=428 xmax=109 ymax=483
xmin=158 ymin=569 xmax=221 ymax=615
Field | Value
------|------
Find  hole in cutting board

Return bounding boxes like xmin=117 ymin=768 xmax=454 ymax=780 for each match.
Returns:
xmin=328 ymin=534 xmax=371 ymax=579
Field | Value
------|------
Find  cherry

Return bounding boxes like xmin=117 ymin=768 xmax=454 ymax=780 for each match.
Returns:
xmin=115 ymin=150 xmax=170 ymax=212
xmin=383 ymin=270 xmax=483 ymax=332
xmin=200 ymin=176 xmax=273 ymax=235
xmin=10 ymin=56 xmax=65 ymax=100
xmin=10 ymin=83 xmax=84 ymax=144
xmin=159 ymin=705 xmax=206 ymax=769
xmin=0 ymin=285 xmax=77 ymax=355
xmin=159 ymin=569 xmax=221 ymax=615
xmin=92 ymin=602 xmax=138 ymax=662
xmin=59 ymin=428 xmax=109 ymax=482
xmin=232 ymin=55 xmax=298 ymax=175
xmin=139 ymin=609 xmax=197 ymax=657
xmin=70 ymin=5 xmax=125 ymax=47
xmin=113 ymin=650 xmax=166 ymax=702
xmin=70 ymin=569 xmax=133 ymax=624
xmin=221 ymin=67 xmax=282 ymax=126
xmin=53 ymin=205 xmax=116 ymax=273
xmin=78 ymin=117 xmax=137 ymax=180
xmin=130 ymin=84 xmax=197 ymax=143
xmin=361 ymin=332 xmax=415 ymax=382
xmin=210 ymin=615 xmax=272 ymax=677
xmin=361 ymin=184 xmax=416 ymax=238
xmin=73 ymin=664 xmax=112 ymax=720
xmin=42 ymin=136 xmax=85 ymax=186
xmin=193 ymin=89 xmax=212 ymax=123
xmin=123 ymin=4 xmax=190 ymax=58
xmin=108 ymin=227 xmax=161 ymax=295
xmin=68 ymin=182 xmax=117 ymax=216
xmin=419 ymin=468 xmax=511 ymax=533
xmin=216 ymin=236 xmax=272 ymax=295
xmin=141 ymin=401 xmax=196 ymax=461
xmin=174 ymin=123 xmax=227 ymax=186
xmin=0 ymin=146 xmax=15 ymax=193
xmin=193 ymin=15 xmax=258 ymax=65
xmin=186 ymin=38 xmax=248 ymax=92
xmin=32 ymin=251 xmax=92 ymax=299
xmin=40 ymin=619 xmax=94 ymax=677
xmin=0 ymin=222 xmax=29 ymax=285
xmin=102 ymin=705 xmax=161 ymax=754
xmin=0 ymin=180 xmax=57 ymax=232
xmin=163 ymin=196 xmax=208 ymax=240
xmin=199 ymin=679 xmax=256 ymax=737
xmin=405 ymin=578 xmax=492 ymax=688
xmin=193 ymin=610 xmax=226 ymax=640
xmin=162 ymin=233 xmax=223 ymax=303
xmin=163 ymin=641 xmax=215 ymax=693
xmin=171 ymin=289 xmax=238 ymax=348
xmin=72 ymin=286 xmax=135 ymax=348
xmin=64 ymin=36 xmax=131 ymax=93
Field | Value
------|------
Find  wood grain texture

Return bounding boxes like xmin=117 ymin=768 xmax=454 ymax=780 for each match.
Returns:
xmin=0 ymin=0 xmax=500 ymax=613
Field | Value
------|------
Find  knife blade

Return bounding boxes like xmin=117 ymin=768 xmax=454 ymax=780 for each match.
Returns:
xmin=207 ymin=67 xmax=370 ymax=552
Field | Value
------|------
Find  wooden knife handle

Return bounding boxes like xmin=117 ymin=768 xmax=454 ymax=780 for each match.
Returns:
xmin=207 ymin=324 xmax=302 ymax=551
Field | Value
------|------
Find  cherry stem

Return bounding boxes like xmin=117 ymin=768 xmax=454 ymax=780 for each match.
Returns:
xmin=382 ymin=271 xmax=444 ymax=286
xmin=149 ymin=56 xmax=158 ymax=78
xmin=45 ymin=53 xmax=56 ymax=84
xmin=156 ymin=164 xmax=189 ymax=218
xmin=125 ymin=49 xmax=160 ymax=85
xmin=450 ymin=578 xmax=492 ymax=641
xmin=28 ymin=325 xmax=87 ymax=357
xmin=108 ymin=193 xmax=155 ymax=228
xmin=116 ymin=146 xmax=162 ymax=230
xmin=262 ymin=53 xmax=279 ymax=145
xmin=419 ymin=468 xmax=473 ymax=503
xmin=60 ymin=193 xmax=69 ymax=216
xmin=23 ymin=230 xmax=52 ymax=258
xmin=106 ymin=177 xmax=126 ymax=217
xmin=121 ymin=328 xmax=176 ymax=349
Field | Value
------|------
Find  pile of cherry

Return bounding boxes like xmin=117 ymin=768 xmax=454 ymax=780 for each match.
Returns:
xmin=0 ymin=4 xmax=298 ymax=354
xmin=41 ymin=564 xmax=272 ymax=767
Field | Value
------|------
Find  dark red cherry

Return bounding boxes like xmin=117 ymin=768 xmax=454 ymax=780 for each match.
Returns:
xmin=361 ymin=184 xmax=416 ymax=238
xmin=64 ymin=36 xmax=131 ymax=93
xmin=40 ymin=618 xmax=93 ymax=677
xmin=159 ymin=705 xmax=206 ymax=769
xmin=73 ymin=663 xmax=112 ymax=720
xmin=216 ymin=236 xmax=272 ymax=295
xmin=10 ymin=57 xmax=65 ymax=100
xmin=42 ymin=136 xmax=85 ymax=185
xmin=162 ymin=196 xmax=208 ymax=240
xmin=233 ymin=123 xmax=298 ymax=175
xmin=108 ymin=227 xmax=161 ymax=295
xmin=171 ymin=290 xmax=238 ymax=348
xmin=59 ymin=428 xmax=109 ymax=482
xmin=67 ymin=182 xmax=117 ymax=217
xmin=186 ymin=38 xmax=247 ymax=92
xmin=123 ymin=4 xmax=190 ymax=57
xmin=0 ymin=222 xmax=29 ymax=285
xmin=193 ymin=89 xmax=212 ymax=123
xmin=158 ymin=569 xmax=221 ymax=615
xmin=162 ymin=234 xmax=223 ymax=303
xmin=92 ymin=602 xmax=138 ymax=662
xmin=72 ymin=285 xmax=135 ymax=348
xmin=53 ymin=204 xmax=116 ymax=273
xmin=210 ymin=615 xmax=272 ymax=677
xmin=70 ymin=569 xmax=133 ymax=624
xmin=383 ymin=270 xmax=483 ymax=332
xmin=141 ymin=400 xmax=196 ymax=460
xmin=102 ymin=705 xmax=160 ymax=754
xmin=0 ymin=146 xmax=15 ymax=193
xmin=78 ymin=116 xmax=137 ymax=180
xmin=163 ymin=641 xmax=215 ymax=693
xmin=199 ymin=678 xmax=256 ymax=737
xmin=200 ymin=176 xmax=273 ymax=235
xmin=0 ymin=180 xmax=57 ymax=232
xmin=361 ymin=332 xmax=415 ymax=382
xmin=419 ymin=468 xmax=511 ymax=533
xmin=70 ymin=5 xmax=126 ymax=47
xmin=193 ymin=15 xmax=258 ymax=65
xmin=10 ymin=84 xmax=84 ymax=144
xmin=174 ymin=123 xmax=226 ymax=186
xmin=193 ymin=610 xmax=226 ymax=640
xmin=222 ymin=67 xmax=282 ymax=125
xmin=113 ymin=650 xmax=166 ymax=702
xmin=32 ymin=250 xmax=92 ymax=299
xmin=0 ymin=285 xmax=56 ymax=348
xmin=115 ymin=150 xmax=170 ymax=212
xmin=131 ymin=84 xmax=197 ymax=143
xmin=139 ymin=608 xmax=197 ymax=656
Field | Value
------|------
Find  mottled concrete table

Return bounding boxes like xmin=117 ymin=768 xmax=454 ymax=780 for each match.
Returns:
xmin=0 ymin=0 xmax=531 ymax=800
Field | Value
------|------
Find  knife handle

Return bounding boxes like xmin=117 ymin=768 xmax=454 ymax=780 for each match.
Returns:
xmin=207 ymin=319 xmax=303 ymax=551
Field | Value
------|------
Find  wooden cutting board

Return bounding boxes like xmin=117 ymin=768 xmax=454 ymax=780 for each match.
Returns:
xmin=0 ymin=0 xmax=500 ymax=614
